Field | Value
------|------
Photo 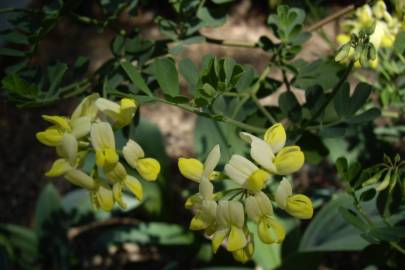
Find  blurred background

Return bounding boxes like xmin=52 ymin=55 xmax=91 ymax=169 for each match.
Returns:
xmin=0 ymin=0 xmax=404 ymax=269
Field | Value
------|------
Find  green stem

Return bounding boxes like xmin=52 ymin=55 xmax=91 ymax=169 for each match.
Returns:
xmin=251 ymin=95 xmax=276 ymax=124
xmin=156 ymin=98 xmax=266 ymax=134
xmin=204 ymin=36 xmax=258 ymax=49
xmin=390 ymin=242 xmax=405 ymax=255
xmin=281 ymin=68 xmax=291 ymax=92
xmin=294 ymin=61 xmax=354 ymax=142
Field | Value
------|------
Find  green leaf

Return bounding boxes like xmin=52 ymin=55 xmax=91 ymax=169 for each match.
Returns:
xmin=0 ymin=224 xmax=38 ymax=262
xmin=335 ymin=157 xmax=348 ymax=180
xmin=369 ymin=226 xmax=405 ymax=241
xmin=120 ymin=59 xmax=153 ymax=96
xmin=346 ymin=108 xmax=380 ymax=124
xmin=394 ymin=31 xmax=405 ymax=54
xmin=97 ymin=222 xmax=193 ymax=246
xmin=278 ymin=91 xmax=301 ymax=122
xmin=0 ymin=47 xmax=25 ymax=57
xmin=334 ymin=82 xmax=350 ymax=118
xmin=299 ymin=193 xmax=370 ymax=252
xmin=34 ymin=183 xmax=61 ymax=232
xmin=197 ymin=7 xmax=227 ymax=27
xmin=152 ymin=57 xmax=180 ymax=97
xmin=179 ymin=58 xmax=198 ymax=94
xmin=292 ymin=59 xmax=344 ymax=90
xmin=48 ymin=62 xmax=68 ymax=94
xmin=339 ymin=207 xmax=367 ymax=231
xmin=348 ymin=82 xmax=372 ymax=116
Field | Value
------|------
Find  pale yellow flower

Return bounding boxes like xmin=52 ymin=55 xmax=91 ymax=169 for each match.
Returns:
xmin=96 ymin=97 xmax=137 ymax=128
xmin=105 ymin=162 xmax=143 ymax=208
xmin=212 ymin=200 xmax=247 ymax=253
xmin=240 ymin=123 xmax=304 ymax=175
xmin=123 ymin=139 xmax=160 ymax=181
xmin=178 ymin=145 xmax=221 ymax=182
xmin=245 ymin=192 xmax=285 ymax=244
xmin=225 ymin=155 xmax=270 ymax=192
xmin=275 ymin=178 xmax=313 ymax=219
xmin=90 ymin=121 xmax=119 ymax=169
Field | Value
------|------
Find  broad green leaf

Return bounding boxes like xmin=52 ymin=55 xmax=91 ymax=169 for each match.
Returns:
xmin=35 ymin=183 xmax=61 ymax=232
xmin=335 ymin=157 xmax=348 ymax=180
xmin=120 ymin=59 xmax=153 ymax=96
xmin=299 ymin=193 xmax=370 ymax=252
xmin=152 ymin=57 xmax=180 ymax=97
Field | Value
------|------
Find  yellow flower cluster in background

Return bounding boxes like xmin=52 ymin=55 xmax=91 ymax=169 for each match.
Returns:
xmin=36 ymin=94 xmax=161 ymax=211
xmin=336 ymin=0 xmax=403 ymax=68
xmin=178 ymin=123 xmax=313 ymax=263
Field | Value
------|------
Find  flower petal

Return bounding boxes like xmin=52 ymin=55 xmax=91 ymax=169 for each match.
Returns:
xmin=203 ymin=145 xmax=220 ymax=178
xmin=36 ymin=127 xmax=64 ymax=146
xmin=136 ymin=158 xmax=160 ymax=181
xmin=227 ymin=226 xmax=247 ymax=252
xmin=113 ymin=182 xmax=127 ymax=208
xmin=65 ymin=169 xmax=96 ymax=190
xmin=263 ymin=123 xmax=286 ymax=153
xmin=96 ymin=185 xmax=114 ymax=212
xmin=178 ymin=158 xmax=204 ymax=182
xmin=71 ymin=93 xmax=100 ymax=121
xmin=211 ymin=229 xmax=228 ymax=253
xmin=273 ymin=146 xmax=304 ymax=175
xmin=125 ymin=175 xmax=143 ymax=201
xmin=244 ymin=169 xmax=270 ymax=191
xmin=42 ymin=115 xmax=71 ymax=132
xmin=286 ymin=194 xmax=313 ymax=219
xmin=240 ymin=132 xmax=276 ymax=172
xmin=224 ymin=155 xmax=257 ymax=185
xmin=123 ymin=139 xmax=145 ymax=168
xmin=275 ymin=178 xmax=293 ymax=209
xmin=57 ymin=133 xmax=78 ymax=164
xmin=90 ymin=122 xmax=116 ymax=150
xmin=71 ymin=116 xmax=91 ymax=138
xmin=45 ymin=159 xmax=72 ymax=177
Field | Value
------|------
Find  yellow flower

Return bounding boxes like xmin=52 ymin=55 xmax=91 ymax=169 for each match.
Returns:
xmin=224 ymin=155 xmax=270 ymax=192
xmin=90 ymin=182 xmax=114 ymax=212
xmin=188 ymin=179 xmax=217 ymax=234
xmin=232 ymin=230 xmax=254 ymax=263
xmin=245 ymin=192 xmax=285 ymax=244
xmin=275 ymin=178 xmax=313 ymax=219
xmin=36 ymin=104 xmax=92 ymax=147
xmin=178 ymin=145 xmax=221 ymax=182
xmin=90 ymin=121 xmax=119 ymax=169
xmin=96 ymin=97 xmax=137 ymax=128
xmin=123 ymin=139 xmax=160 ymax=181
xmin=212 ymin=201 xmax=247 ymax=253
xmin=240 ymin=123 xmax=304 ymax=175
xmin=105 ymin=162 xmax=143 ymax=208
xmin=71 ymin=93 xmax=100 ymax=121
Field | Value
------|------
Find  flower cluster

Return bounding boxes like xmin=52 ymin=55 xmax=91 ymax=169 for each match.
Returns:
xmin=36 ymin=94 xmax=161 ymax=211
xmin=336 ymin=0 xmax=404 ymax=68
xmin=178 ymin=123 xmax=313 ymax=263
